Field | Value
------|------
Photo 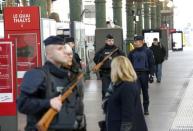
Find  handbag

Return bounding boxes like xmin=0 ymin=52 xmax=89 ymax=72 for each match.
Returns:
xmin=98 ymin=120 xmax=106 ymax=131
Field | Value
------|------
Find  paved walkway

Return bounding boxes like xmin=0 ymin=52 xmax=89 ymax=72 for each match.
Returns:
xmin=145 ymin=47 xmax=193 ymax=131
xmin=18 ymin=47 xmax=193 ymax=131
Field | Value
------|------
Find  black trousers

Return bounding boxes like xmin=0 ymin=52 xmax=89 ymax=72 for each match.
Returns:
xmin=101 ymin=76 xmax=111 ymax=100
xmin=137 ymin=72 xmax=149 ymax=111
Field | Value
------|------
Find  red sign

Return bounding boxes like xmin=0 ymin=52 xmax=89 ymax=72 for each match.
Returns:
xmin=0 ymin=39 xmax=17 ymax=116
xmin=169 ymin=28 xmax=176 ymax=33
xmin=9 ymin=33 xmax=39 ymax=71
xmin=3 ymin=6 xmax=40 ymax=31
xmin=4 ymin=6 xmax=42 ymax=95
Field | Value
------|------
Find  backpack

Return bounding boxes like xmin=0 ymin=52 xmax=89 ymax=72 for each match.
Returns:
xmin=131 ymin=49 xmax=149 ymax=71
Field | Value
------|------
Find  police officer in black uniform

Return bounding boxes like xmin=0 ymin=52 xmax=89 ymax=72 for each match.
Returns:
xmin=93 ymin=34 xmax=125 ymax=99
xmin=128 ymin=35 xmax=155 ymax=115
xmin=62 ymin=45 xmax=86 ymax=131
xmin=17 ymin=36 xmax=80 ymax=131
xmin=65 ymin=37 xmax=83 ymax=69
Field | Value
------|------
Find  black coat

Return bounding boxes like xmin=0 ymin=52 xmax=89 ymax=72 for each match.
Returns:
xmin=106 ymin=81 xmax=148 ymax=131
xmin=150 ymin=44 xmax=166 ymax=64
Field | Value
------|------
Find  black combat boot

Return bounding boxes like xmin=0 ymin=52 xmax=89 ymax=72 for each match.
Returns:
xmin=144 ymin=106 xmax=149 ymax=115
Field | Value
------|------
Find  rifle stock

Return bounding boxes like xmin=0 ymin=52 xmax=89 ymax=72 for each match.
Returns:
xmin=92 ymin=48 xmax=119 ymax=72
xmin=36 ymin=73 xmax=84 ymax=131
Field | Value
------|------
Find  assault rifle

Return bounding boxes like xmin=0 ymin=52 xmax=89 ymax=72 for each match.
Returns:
xmin=36 ymin=73 xmax=84 ymax=131
xmin=92 ymin=48 xmax=118 ymax=72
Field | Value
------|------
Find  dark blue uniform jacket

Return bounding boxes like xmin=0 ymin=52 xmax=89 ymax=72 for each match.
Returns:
xmin=128 ymin=46 xmax=155 ymax=75
xmin=17 ymin=61 xmax=78 ymax=130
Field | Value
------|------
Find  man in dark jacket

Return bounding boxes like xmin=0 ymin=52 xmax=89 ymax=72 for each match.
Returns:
xmin=93 ymin=34 xmax=125 ymax=99
xmin=150 ymin=38 xmax=166 ymax=83
xmin=17 ymin=36 xmax=81 ymax=131
xmin=128 ymin=35 xmax=155 ymax=115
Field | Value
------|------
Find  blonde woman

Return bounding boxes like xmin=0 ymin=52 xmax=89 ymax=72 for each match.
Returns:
xmin=105 ymin=56 xmax=147 ymax=131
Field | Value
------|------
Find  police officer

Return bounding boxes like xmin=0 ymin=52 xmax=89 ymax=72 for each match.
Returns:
xmin=62 ymin=45 xmax=86 ymax=130
xmin=65 ymin=37 xmax=84 ymax=69
xmin=93 ymin=34 xmax=125 ymax=99
xmin=128 ymin=35 xmax=155 ymax=115
xmin=17 ymin=36 xmax=80 ymax=131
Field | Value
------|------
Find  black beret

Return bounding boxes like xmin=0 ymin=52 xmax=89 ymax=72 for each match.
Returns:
xmin=43 ymin=36 xmax=65 ymax=46
xmin=134 ymin=35 xmax=144 ymax=41
xmin=65 ymin=37 xmax=75 ymax=43
xmin=106 ymin=34 xmax=114 ymax=39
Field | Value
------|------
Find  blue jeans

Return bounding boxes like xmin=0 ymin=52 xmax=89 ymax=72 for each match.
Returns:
xmin=155 ymin=64 xmax=162 ymax=81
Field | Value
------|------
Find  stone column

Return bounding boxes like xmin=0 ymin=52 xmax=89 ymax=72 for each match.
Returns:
xmin=151 ymin=0 xmax=157 ymax=29
xmin=156 ymin=1 xmax=161 ymax=28
xmin=6 ymin=0 xmax=14 ymax=6
xmin=95 ymin=0 xmax=106 ymax=28
xmin=144 ymin=0 xmax=151 ymax=29
xmin=69 ymin=0 xmax=82 ymax=21
xmin=30 ymin=0 xmax=48 ymax=18
xmin=136 ymin=1 xmax=143 ymax=35
xmin=126 ymin=0 xmax=135 ymax=39
xmin=112 ymin=0 xmax=122 ymax=27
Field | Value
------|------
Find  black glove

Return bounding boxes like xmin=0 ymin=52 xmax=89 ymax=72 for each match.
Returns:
xmin=120 ymin=122 xmax=133 ymax=131
xmin=149 ymin=75 xmax=154 ymax=83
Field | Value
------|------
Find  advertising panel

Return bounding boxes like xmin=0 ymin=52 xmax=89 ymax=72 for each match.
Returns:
xmin=3 ymin=6 xmax=40 ymax=31
xmin=7 ymin=32 xmax=41 ymax=94
xmin=144 ymin=32 xmax=160 ymax=47
xmin=143 ymin=29 xmax=161 ymax=47
xmin=4 ymin=6 xmax=42 ymax=94
xmin=171 ymin=31 xmax=183 ymax=51
xmin=0 ymin=20 xmax=4 ymax=38
xmin=9 ymin=33 xmax=38 ymax=73
xmin=0 ymin=39 xmax=16 ymax=116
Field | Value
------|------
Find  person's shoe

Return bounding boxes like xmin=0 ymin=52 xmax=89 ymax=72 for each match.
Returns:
xmin=144 ymin=111 xmax=149 ymax=115
xmin=157 ymin=80 xmax=161 ymax=83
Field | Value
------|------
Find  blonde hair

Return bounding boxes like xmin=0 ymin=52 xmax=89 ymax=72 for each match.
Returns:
xmin=111 ymin=56 xmax=137 ymax=83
